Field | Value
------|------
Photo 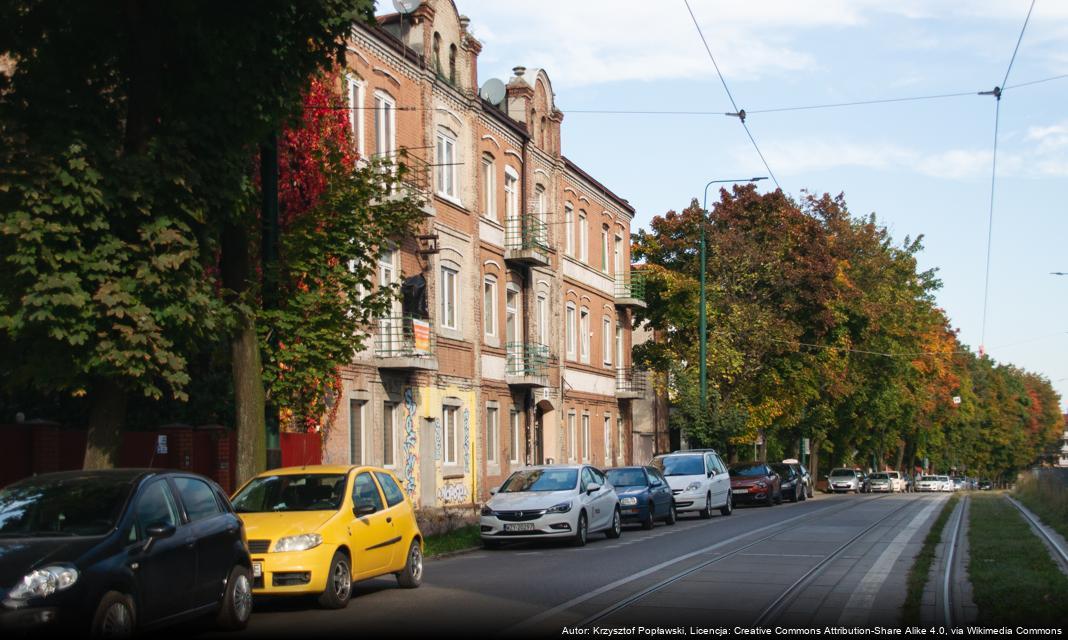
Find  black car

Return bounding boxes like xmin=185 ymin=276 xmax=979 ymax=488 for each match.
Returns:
xmin=606 ymin=466 xmax=676 ymax=529
xmin=0 ymin=469 xmax=252 ymax=636
xmin=781 ymin=459 xmax=813 ymax=499
xmin=770 ymin=463 xmax=806 ymax=502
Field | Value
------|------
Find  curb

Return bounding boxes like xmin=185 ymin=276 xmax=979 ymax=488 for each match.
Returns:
xmin=426 ymin=545 xmax=482 ymax=560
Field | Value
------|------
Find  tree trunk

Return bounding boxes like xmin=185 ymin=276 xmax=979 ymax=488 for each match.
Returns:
xmin=222 ymin=222 xmax=267 ymax=485
xmin=809 ymin=437 xmax=822 ymax=491
xmin=83 ymin=379 xmax=128 ymax=469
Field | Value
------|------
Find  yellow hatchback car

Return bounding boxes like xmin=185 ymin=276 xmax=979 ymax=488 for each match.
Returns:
xmin=231 ymin=465 xmax=423 ymax=608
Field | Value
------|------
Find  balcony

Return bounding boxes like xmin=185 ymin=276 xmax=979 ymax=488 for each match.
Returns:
xmin=375 ymin=316 xmax=438 ymax=371
xmin=504 ymin=215 xmax=551 ymax=268
xmin=370 ymin=149 xmax=435 ymax=218
xmin=506 ymin=342 xmax=550 ymax=388
xmin=615 ymin=367 xmax=648 ymax=400
xmin=615 ymin=271 xmax=647 ymax=309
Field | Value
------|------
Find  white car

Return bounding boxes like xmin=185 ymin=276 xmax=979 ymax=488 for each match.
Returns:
xmin=650 ymin=450 xmax=732 ymax=518
xmin=885 ymin=470 xmax=906 ymax=492
xmin=942 ymin=476 xmax=956 ymax=492
xmin=480 ymin=465 xmax=621 ymax=547
xmin=916 ymin=475 xmax=942 ymax=492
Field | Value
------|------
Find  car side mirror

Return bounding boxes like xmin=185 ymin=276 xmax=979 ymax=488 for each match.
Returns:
xmin=707 ymin=470 xmax=714 ymax=477
xmin=489 ymin=486 xmax=499 ymax=496
xmin=353 ymin=501 xmax=376 ymax=517
xmin=586 ymin=482 xmax=601 ymax=494
xmin=145 ymin=523 xmax=176 ymax=539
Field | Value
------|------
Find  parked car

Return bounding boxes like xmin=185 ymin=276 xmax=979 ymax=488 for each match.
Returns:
xmin=867 ymin=472 xmax=894 ymax=493
xmin=916 ymin=475 xmax=941 ymax=492
xmin=782 ymin=459 xmax=814 ymax=499
xmin=231 ymin=465 xmax=423 ymax=609
xmin=0 ymin=469 xmax=252 ymax=636
xmin=480 ymin=465 xmax=621 ymax=548
xmin=605 ymin=466 xmax=676 ymax=529
xmin=952 ymin=477 xmax=966 ymax=491
xmin=770 ymin=463 xmax=806 ymax=502
xmin=728 ymin=462 xmax=782 ymax=506
xmin=827 ymin=468 xmax=862 ymax=493
xmin=885 ymin=471 xmax=906 ymax=492
xmin=651 ymin=451 xmax=733 ymax=518
xmin=979 ymin=479 xmax=993 ymax=490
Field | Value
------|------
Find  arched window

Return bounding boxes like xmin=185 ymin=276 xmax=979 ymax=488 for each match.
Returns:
xmin=433 ymin=32 xmax=442 ymax=74
xmin=566 ymin=302 xmax=577 ymax=360
xmin=481 ymin=153 xmax=496 ymax=219
xmin=436 ymin=127 xmax=458 ymax=199
xmin=579 ymin=307 xmax=590 ymax=364
xmin=448 ymin=44 xmax=458 ymax=85
xmin=483 ymin=274 xmax=498 ymax=340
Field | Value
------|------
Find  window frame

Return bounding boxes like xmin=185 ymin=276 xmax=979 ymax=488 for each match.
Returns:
xmin=565 ymin=203 xmax=575 ymax=257
xmin=481 ymin=154 xmax=496 ymax=219
xmin=579 ymin=307 xmax=590 ymax=364
xmin=567 ymin=411 xmax=577 ymax=462
xmin=509 ymin=409 xmax=521 ymax=464
xmin=578 ymin=211 xmax=588 ymax=263
xmin=483 ymin=274 xmax=498 ymax=340
xmin=383 ymin=402 xmax=396 ymax=468
xmin=486 ymin=405 xmax=499 ymax=465
xmin=603 ymin=316 xmax=613 ymax=366
xmin=604 ymin=415 xmax=612 ymax=466
xmin=346 ymin=75 xmax=366 ymax=158
xmin=440 ymin=263 xmax=460 ymax=331
xmin=373 ymin=90 xmax=396 ymax=158
xmin=436 ymin=128 xmax=458 ymax=199
xmin=442 ymin=403 xmax=460 ymax=466
xmin=581 ymin=414 xmax=591 ymax=463
xmin=565 ymin=303 xmax=577 ymax=360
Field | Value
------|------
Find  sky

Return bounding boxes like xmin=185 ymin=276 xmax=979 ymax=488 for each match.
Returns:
xmin=445 ymin=0 xmax=1068 ymax=410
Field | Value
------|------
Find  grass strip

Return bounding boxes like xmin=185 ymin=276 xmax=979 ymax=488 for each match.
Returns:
xmin=901 ymin=495 xmax=959 ymax=624
xmin=1014 ymin=472 xmax=1068 ymax=541
xmin=423 ymin=524 xmax=481 ymax=558
xmin=968 ymin=493 xmax=1068 ymax=625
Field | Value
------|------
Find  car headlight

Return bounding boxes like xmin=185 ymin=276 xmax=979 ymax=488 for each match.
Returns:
xmin=755 ymin=481 xmax=767 ymax=489
xmin=546 ymin=501 xmax=572 ymax=514
xmin=273 ymin=533 xmax=323 ymax=552
xmin=685 ymin=482 xmax=702 ymax=492
xmin=8 ymin=565 xmax=79 ymax=600
xmin=480 ymin=505 xmax=496 ymax=517
xmin=619 ymin=497 xmax=638 ymax=506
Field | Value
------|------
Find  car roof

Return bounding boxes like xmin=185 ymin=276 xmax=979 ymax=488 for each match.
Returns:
xmin=512 ymin=464 xmax=586 ymax=471
xmin=253 ymin=464 xmax=391 ymax=476
xmin=669 ymin=449 xmax=718 ymax=454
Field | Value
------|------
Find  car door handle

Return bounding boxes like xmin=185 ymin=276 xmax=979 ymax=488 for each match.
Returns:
xmin=386 ymin=516 xmax=392 ymax=524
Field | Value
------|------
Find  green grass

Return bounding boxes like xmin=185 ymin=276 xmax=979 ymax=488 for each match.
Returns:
xmin=901 ymin=495 xmax=958 ymax=624
xmin=968 ymin=493 xmax=1068 ymax=625
xmin=423 ymin=524 xmax=481 ymax=558
xmin=1014 ymin=473 xmax=1068 ymax=541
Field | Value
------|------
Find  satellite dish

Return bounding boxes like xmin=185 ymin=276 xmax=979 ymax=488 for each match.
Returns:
xmin=393 ymin=0 xmax=419 ymax=14
xmin=480 ymin=78 xmax=506 ymax=106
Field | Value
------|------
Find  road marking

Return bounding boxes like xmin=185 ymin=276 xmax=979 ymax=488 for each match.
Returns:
xmin=837 ymin=497 xmax=945 ymax=625
xmin=740 ymin=553 xmax=825 ymax=558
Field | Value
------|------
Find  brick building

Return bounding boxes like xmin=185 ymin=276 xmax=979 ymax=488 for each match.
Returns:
xmin=323 ymin=0 xmax=644 ymax=509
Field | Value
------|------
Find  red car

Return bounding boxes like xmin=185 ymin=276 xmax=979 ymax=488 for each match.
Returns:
xmin=728 ymin=462 xmax=782 ymax=506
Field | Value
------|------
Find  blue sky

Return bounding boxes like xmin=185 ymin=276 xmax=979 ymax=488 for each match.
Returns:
xmin=449 ymin=0 xmax=1068 ymax=409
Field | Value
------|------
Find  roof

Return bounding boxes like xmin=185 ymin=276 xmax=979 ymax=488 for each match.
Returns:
xmin=562 ymin=156 xmax=635 ymax=215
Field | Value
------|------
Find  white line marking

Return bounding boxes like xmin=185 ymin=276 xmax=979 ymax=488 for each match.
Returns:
xmin=740 ymin=553 xmax=825 ymax=558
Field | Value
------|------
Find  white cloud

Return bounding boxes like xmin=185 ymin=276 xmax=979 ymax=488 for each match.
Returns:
xmin=1027 ymin=122 xmax=1068 ymax=152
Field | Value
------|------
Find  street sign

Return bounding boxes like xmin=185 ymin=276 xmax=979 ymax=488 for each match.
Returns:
xmin=156 ymin=434 xmax=168 ymax=455
xmin=802 ymin=437 xmax=810 ymax=455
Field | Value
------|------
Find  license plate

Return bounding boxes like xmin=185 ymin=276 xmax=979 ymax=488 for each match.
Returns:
xmin=252 ymin=562 xmax=262 ymax=578
xmin=732 ymin=489 xmax=748 ymax=494
xmin=503 ymin=523 xmax=535 ymax=532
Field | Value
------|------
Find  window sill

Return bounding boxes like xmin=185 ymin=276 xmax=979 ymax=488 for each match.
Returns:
xmin=443 ymin=470 xmax=465 ymax=480
xmin=438 ymin=326 xmax=464 ymax=342
xmin=436 ymin=192 xmax=464 ymax=208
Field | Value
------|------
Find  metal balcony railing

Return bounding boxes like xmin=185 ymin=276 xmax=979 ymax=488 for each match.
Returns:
xmin=505 ymin=215 xmax=550 ymax=253
xmin=375 ymin=316 xmax=435 ymax=359
xmin=394 ymin=149 xmax=432 ymax=203
xmin=616 ymin=367 xmax=648 ymax=396
xmin=506 ymin=342 xmax=550 ymax=378
xmin=615 ymin=270 xmax=647 ymax=301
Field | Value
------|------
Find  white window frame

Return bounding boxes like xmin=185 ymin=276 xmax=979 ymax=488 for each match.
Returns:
xmin=579 ymin=307 xmax=590 ymax=364
xmin=486 ymin=405 xmax=499 ymax=465
xmin=373 ymin=90 xmax=396 ymax=158
xmin=567 ymin=411 xmax=577 ymax=462
xmin=535 ymin=184 xmax=547 ymax=226
xmin=617 ymin=416 xmax=624 ymax=465
xmin=604 ymin=415 xmax=612 ymax=466
xmin=383 ymin=402 xmax=396 ymax=468
xmin=443 ymin=404 xmax=459 ymax=466
xmin=483 ymin=275 xmax=498 ymax=340
xmin=582 ymin=414 xmax=591 ymax=463
xmin=510 ymin=409 xmax=521 ymax=463
xmin=565 ymin=204 xmax=574 ymax=257
xmin=601 ymin=226 xmax=609 ymax=273
xmin=536 ymin=293 xmax=548 ymax=346
xmin=347 ymin=75 xmax=366 ymax=158
xmin=504 ymin=166 xmax=519 ymax=221
xmin=482 ymin=154 xmax=496 ymax=219
xmin=440 ymin=263 xmax=460 ymax=331
xmin=578 ymin=211 xmax=588 ymax=263
xmin=349 ymin=400 xmax=365 ymax=465
xmin=603 ymin=316 xmax=613 ymax=366
xmin=566 ymin=303 xmax=577 ymax=360
xmin=436 ymin=128 xmax=458 ymax=199
xmin=614 ymin=234 xmax=624 ymax=275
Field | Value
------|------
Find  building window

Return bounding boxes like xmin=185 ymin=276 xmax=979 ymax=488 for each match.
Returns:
xmin=483 ymin=275 xmax=497 ymax=339
xmin=433 ymin=32 xmax=442 ymax=74
xmin=443 ymin=404 xmax=459 ymax=466
xmin=616 ymin=321 xmax=624 ymax=368
xmin=566 ymin=303 xmax=576 ymax=360
xmin=504 ymin=167 xmax=518 ymax=219
xmin=347 ymin=76 xmax=365 ymax=156
xmin=536 ymin=293 xmax=548 ymax=345
xmin=383 ymin=402 xmax=396 ymax=467
xmin=486 ymin=406 xmax=499 ymax=465
xmin=436 ymin=128 xmax=458 ymax=198
xmin=535 ymin=184 xmax=546 ymax=226
xmin=568 ymin=412 xmax=577 ymax=462
xmin=601 ymin=225 xmax=610 ymax=273
xmin=618 ymin=416 xmax=624 ymax=464
xmin=482 ymin=154 xmax=496 ymax=219
xmin=565 ymin=204 xmax=574 ymax=257
xmin=510 ymin=409 xmax=521 ymax=463
xmin=349 ymin=400 xmax=365 ymax=465
xmin=603 ymin=316 xmax=613 ymax=366
xmin=604 ymin=415 xmax=612 ymax=465
xmin=580 ymin=307 xmax=590 ymax=364
xmin=448 ymin=44 xmax=458 ymax=85
xmin=578 ymin=211 xmax=588 ymax=263
xmin=582 ymin=414 xmax=591 ymax=462
xmin=440 ymin=264 xmax=459 ymax=330
xmin=614 ymin=234 xmax=624 ymax=275
xmin=374 ymin=91 xmax=396 ymax=157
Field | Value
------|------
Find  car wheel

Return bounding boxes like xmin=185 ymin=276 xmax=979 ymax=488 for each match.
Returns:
xmin=216 ymin=565 xmax=253 ymax=630
xmin=700 ymin=492 xmax=713 ymax=519
xmin=572 ymin=511 xmax=589 ymax=547
xmin=91 ymin=591 xmax=135 ymax=638
xmin=317 ymin=551 xmax=353 ymax=609
xmin=665 ymin=502 xmax=677 ymax=525
xmin=719 ymin=491 xmax=733 ymax=516
xmin=395 ymin=539 xmax=423 ymax=588
xmin=774 ymin=489 xmax=783 ymax=505
xmin=605 ymin=507 xmax=623 ymax=539
xmin=791 ymin=485 xmax=801 ymax=503
xmin=641 ymin=503 xmax=655 ymax=530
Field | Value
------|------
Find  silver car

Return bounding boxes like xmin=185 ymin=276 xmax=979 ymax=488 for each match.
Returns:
xmin=828 ymin=468 xmax=861 ymax=493
xmin=868 ymin=472 xmax=894 ymax=493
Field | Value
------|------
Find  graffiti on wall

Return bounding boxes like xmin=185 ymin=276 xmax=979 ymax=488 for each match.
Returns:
xmin=402 ymin=387 xmax=417 ymax=498
xmin=463 ymin=408 xmax=470 ymax=473
xmin=437 ymin=482 xmax=469 ymax=505
xmin=433 ymin=418 xmax=442 ymax=461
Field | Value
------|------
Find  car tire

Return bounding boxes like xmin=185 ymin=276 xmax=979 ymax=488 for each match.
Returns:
xmin=605 ymin=507 xmax=623 ymax=539
xmin=791 ymin=485 xmax=800 ymax=503
xmin=719 ymin=491 xmax=733 ymax=516
xmin=318 ymin=551 xmax=353 ymax=609
xmin=774 ymin=489 xmax=783 ymax=505
xmin=395 ymin=539 xmax=423 ymax=589
xmin=216 ymin=565 xmax=253 ymax=631
xmin=700 ymin=492 xmax=713 ymax=519
xmin=572 ymin=511 xmax=589 ymax=547
xmin=641 ymin=503 xmax=655 ymax=530
xmin=665 ymin=501 xmax=677 ymax=525
xmin=91 ymin=591 xmax=136 ymax=638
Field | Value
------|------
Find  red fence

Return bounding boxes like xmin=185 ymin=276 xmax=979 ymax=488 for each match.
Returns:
xmin=281 ymin=431 xmax=322 ymax=467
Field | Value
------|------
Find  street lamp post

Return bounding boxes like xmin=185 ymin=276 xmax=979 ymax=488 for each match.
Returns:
xmin=692 ymin=176 xmax=767 ymax=450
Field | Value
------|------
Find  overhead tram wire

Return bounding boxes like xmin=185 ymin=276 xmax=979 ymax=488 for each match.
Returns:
xmin=979 ymin=0 xmax=1037 ymax=356
xmin=682 ymin=0 xmax=780 ymax=190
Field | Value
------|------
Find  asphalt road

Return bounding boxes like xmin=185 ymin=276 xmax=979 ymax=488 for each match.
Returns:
xmin=204 ymin=492 xmax=949 ymax=637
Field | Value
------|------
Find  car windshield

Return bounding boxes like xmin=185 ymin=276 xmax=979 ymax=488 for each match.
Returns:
xmin=0 ymin=474 xmax=134 ymax=537
xmin=232 ymin=474 xmax=347 ymax=512
xmin=871 ymin=473 xmax=889 ymax=479
xmin=830 ymin=469 xmax=855 ymax=477
xmin=729 ymin=464 xmax=766 ymax=478
xmin=651 ymin=455 xmax=704 ymax=476
xmin=606 ymin=468 xmax=646 ymax=487
xmin=500 ymin=469 xmax=578 ymax=493
xmin=921 ymin=476 xmax=938 ymax=481
xmin=770 ymin=464 xmax=793 ymax=478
